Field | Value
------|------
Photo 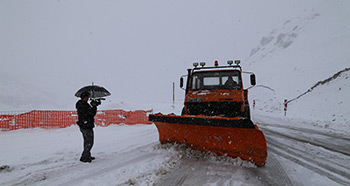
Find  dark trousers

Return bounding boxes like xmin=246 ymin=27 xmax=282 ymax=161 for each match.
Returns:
xmin=80 ymin=128 xmax=94 ymax=159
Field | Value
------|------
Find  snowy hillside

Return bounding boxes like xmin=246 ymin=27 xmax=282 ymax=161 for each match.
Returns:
xmin=1 ymin=1 xmax=349 ymax=133
xmin=251 ymin=68 xmax=350 ymax=134
xmin=286 ymin=69 xmax=350 ymax=132
xmin=245 ymin=2 xmax=350 ymax=133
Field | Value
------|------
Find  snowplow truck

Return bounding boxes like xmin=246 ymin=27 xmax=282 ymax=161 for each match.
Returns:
xmin=149 ymin=60 xmax=267 ymax=166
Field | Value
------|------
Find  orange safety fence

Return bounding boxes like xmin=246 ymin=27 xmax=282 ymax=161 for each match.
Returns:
xmin=0 ymin=109 xmax=153 ymax=131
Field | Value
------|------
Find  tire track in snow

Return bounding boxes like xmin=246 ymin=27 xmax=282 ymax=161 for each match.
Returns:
xmin=259 ymin=123 xmax=350 ymax=156
xmin=268 ymin=146 xmax=350 ymax=186
xmin=267 ymin=135 xmax=350 ymax=178
xmin=263 ymin=128 xmax=350 ymax=185
xmin=157 ymin=151 xmax=293 ymax=186
xmin=264 ymin=130 xmax=350 ymax=170
xmin=258 ymin=123 xmax=350 ymax=141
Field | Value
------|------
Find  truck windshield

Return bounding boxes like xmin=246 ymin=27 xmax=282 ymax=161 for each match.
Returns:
xmin=191 ymin=70 xmax=242 ymax=90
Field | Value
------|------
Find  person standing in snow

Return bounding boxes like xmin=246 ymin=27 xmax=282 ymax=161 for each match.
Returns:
xmin=76 ymin=91 xmax=100 ymax=163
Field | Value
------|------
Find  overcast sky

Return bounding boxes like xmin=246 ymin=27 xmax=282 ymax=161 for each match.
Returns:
xmin=0 ymin=0 xmax=330 ymax=109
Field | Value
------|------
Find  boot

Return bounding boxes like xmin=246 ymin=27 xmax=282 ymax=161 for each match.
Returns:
xmin=80 ymin=157 xmax=92 ymax=163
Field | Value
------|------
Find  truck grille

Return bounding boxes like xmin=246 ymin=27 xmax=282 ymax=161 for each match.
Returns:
xmin=186 ymin=102 xmax=242 ymax=117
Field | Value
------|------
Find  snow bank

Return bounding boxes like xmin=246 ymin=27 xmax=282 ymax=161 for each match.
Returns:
xmin=0 ymin=125 xmax=180 ymax=185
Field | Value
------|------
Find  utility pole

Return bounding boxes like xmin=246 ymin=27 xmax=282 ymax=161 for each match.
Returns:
xmin=172 ymin=82 xmax=175 ymax=110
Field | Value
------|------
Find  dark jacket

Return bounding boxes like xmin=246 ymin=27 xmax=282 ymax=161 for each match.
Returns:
xmin=76 ymin=100 xmax=97 ymax=129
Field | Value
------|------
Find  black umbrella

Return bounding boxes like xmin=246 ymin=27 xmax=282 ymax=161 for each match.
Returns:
xmin=75 ymin=83 xmax=111 ymax=99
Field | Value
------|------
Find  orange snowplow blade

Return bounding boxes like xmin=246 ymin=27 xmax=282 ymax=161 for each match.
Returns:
xmin=149 ymin=113 xmax=267 ymax=166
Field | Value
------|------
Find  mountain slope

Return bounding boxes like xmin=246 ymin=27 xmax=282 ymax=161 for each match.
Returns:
xmin=247 ymin=2 xmax=350 ymax=132
xmin=287 ymin=69 xmax=350 ymax=131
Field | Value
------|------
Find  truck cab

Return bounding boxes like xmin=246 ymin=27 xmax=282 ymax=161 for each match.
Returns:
xmin=180 ymin=60 xmax=256 ymax=118
xmin=149 ymin=60 xmax=266 ymax=166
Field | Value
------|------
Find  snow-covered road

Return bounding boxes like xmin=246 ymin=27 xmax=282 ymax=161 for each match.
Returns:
xmin=259 ymin=123 xmax=350 ymax=186
xmin=157 ymin=122 xmax=350 ymax=186
xmin=157 ymin=150 xmax=293 ymax=186
xmin=1 ymin=122 xmax=349 ymax=186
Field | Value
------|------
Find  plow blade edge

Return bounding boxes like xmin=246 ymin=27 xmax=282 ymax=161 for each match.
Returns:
xmin=149 ymin=114 xmax=267 ymax=166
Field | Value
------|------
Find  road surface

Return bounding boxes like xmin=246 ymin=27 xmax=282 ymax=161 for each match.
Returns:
xmin=157 ymin=122 xmax=350 ymax=186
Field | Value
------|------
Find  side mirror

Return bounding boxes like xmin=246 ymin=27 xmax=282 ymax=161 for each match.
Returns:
xmin=180 ymin=77 xmax=184 ymax=88
xmin=250 ymin=74 xmax=256 ymax=86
